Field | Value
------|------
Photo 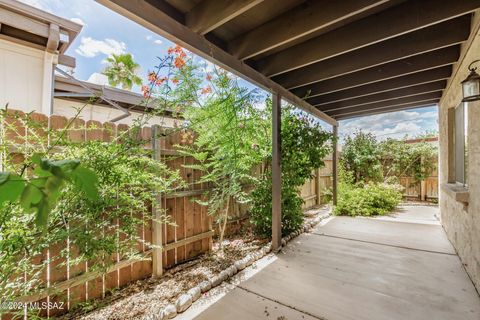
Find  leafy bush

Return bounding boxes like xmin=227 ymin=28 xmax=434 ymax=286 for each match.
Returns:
xmin=250 ymin=107 xmax=331 ymax=237
xmin=341 ymin=131 xmax=383 ymax=183
xmin=0 ymin=116 xmax=182 ymax=307
xmin=335 ymin=182 xmax=403 ymax=216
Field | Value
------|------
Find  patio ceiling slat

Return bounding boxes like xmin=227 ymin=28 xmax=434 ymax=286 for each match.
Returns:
xmin=272 ymin=16 xmax=471 ymax=89
xmin=253 ymin=0 xmax=480 ymax=77
xmin=306 ymin=66 xmax=452 ymax=106
xmin=334 ymin=101 xmax=440 ymax=120
xmin=291 ymin=46 xmax=460 ymax=99
xmin=186 ymin=0 xmax=264 ymax=35
xmin=316 ymin=80 xmax=447 ymax=111
xmin=325 ymin=92 xmax=443 ymax=117
xmin=228 ymin=0 xmax=389 ymax=60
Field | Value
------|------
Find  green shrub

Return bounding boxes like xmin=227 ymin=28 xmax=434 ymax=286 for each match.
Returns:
xmin=250 ymin=107 xmax=331 ymax=237
xmin=334 ymin=182 xmax=403 ymax=217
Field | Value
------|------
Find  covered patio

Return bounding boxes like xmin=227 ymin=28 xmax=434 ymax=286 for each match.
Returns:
xmin=94 ymin=0 xmax=480 ymax=318
xmin=183 ymin=205 xmax=480 ymax=320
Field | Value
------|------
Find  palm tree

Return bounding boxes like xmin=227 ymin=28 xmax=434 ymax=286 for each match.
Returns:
xmin=102 ymin=53 xmax=142 ymax=90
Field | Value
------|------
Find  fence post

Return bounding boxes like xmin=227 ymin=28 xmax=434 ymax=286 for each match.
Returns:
xmin=316 ymin=168 xmax=322 ymax=206
xmin=151 ymin=125 xmax=163 ymax=277
xmin=332 ymin=125 xmax=338 ymax=206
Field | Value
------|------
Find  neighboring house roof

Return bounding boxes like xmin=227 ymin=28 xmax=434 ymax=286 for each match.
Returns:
xmin=54 ymin=75 xmax=175 ymax=117
xmin=0 ymin=0 xmax=82 ymax=66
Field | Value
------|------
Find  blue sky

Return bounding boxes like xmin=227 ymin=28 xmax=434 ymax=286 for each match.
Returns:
xmin=20 ymin=0 xmax=438 ymax=140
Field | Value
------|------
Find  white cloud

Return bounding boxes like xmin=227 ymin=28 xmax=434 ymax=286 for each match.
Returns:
xmin=87 ymin=72 xmax=109 ymax=86
xmin=146 ymin=35 xmax=152 ymax=40
xmin=75 ymin=37 xmax=126 ymax=58
xmin=154 ymin=39 xmax=163 ymax=45
xmin=70 ymin=17 xmax=85 ymax=26
xmin=339 ymin=106 xmax=438 ymax=141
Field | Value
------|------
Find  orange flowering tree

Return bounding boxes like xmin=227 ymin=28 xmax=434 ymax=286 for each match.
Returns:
xmin=144 ymin=45 xmax=270 ymax=247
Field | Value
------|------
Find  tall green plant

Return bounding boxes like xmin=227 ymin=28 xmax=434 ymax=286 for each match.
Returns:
xmin=250 ymin=106 xmax=332 ymax=237
xmin=150 ymin=46 xmax=270 ymax=248
xmin=341 ymin=131 xmax=383 ymax=183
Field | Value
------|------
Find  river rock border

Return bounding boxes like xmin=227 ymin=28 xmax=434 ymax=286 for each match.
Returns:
xmin=146 ymin=210 xmax=329 ymax=320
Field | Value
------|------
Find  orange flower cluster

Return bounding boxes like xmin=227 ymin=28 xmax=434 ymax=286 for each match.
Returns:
xmin=206 ymin=74 xmax=212 ymax=81
xmin=141 ymin=85 xmax=150 ymax=98
xmin=201 ymin=86 xmax=212 ymax=94
xmin=168 ymin=44 xmax=187 ymax=69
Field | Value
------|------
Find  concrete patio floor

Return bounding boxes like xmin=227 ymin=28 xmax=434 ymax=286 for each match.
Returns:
xmin=191 ymin=205 xmax=480 ymax=320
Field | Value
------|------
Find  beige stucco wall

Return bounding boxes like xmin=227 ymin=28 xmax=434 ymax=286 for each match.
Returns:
xmin=438 ymin=13 xmax=480 ymax=290
xmin=0 ymin=39 xmax=46 ymax=112
xmin=54 ymin=98 xmax=182 ymax=128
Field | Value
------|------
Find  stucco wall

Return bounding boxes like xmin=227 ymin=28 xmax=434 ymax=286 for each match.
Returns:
xmin=438 ymin=14 xmax=480 ymax=290
xmin=0 ymin=39 xmax=45 ymax=112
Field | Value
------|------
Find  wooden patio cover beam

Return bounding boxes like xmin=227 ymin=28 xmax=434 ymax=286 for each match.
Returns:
xmin=186 ymin=0 xmax=265 ymax=35
xmin=95 ymin=0 xmax=337 ymax=126
xmin=326 ymin=92 xmax=443 ymax=117
xmin=291 ymin=46 xmax=460 ymax=99
xmin=228 ymin=0 xmax=389 ymax=60
xmin=256 ymin=0 xmax=480 ymax=77
xmin=317 ymin=80 xmax=446 ymax=111
xmin=273 ymin=16 xmax=471 ymax=89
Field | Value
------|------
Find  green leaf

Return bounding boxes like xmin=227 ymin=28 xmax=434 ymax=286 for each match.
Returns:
xmin=70 ymin=166 xmax=99 ymax=201
xmin=0 ymin=173 xmax=25 ymax=206
xmin=20 ymin=184 xmax=43 ymax=211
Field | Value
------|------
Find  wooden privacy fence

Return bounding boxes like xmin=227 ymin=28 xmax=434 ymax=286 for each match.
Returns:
xmin=0 ymin=109 xmax=333 ymax=318
xmin=300 ymin=157 xmax=333 ymax=209
xmin=0 ymin=109 xmax=213 ymax=317
xmin=385 ymin=157 xmax=438 ymax=201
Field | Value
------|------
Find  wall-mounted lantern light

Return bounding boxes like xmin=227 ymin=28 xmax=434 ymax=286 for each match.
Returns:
xmin=461 ymin=59 xmax=480 ymax=102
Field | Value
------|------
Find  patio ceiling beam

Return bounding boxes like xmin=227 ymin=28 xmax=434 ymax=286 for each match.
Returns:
xmin=307 ymin=66 xmax=452 ymax=106
xmin=256 ymin=0 xmax=480 ymax=77
xmin=95 ymin=0 xmax=337 ymax=126
xmin=186 ymin=0 xmax=264 ymax=35
xmin=291 ymin=46 xmax=459 ymax=99
xmin=273 ymin=16 xmax=471 ymax=89
xmin=335 ymin=101 xmax=439 ymax=120
xmin=316 ymin=80 xmax=447 ymax=111
xmin=228 ymin=0 xmax=389 ymax=60
xmin=326 ymin=92 xmax=442 ymax=117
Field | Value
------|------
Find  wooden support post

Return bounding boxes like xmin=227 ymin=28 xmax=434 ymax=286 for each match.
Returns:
xmin=151 ymin=125 xmax=163 ymax=277
xmin=332 ymin=125 xmax=338 ymax=206
xmin=272 ymin=92 xmax=282 ymax=251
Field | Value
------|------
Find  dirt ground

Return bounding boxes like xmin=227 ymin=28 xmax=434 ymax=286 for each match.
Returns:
xmin=60 ymin=234 xmax=267 ymax=320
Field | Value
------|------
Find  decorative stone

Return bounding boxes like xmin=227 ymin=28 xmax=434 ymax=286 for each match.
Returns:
xmin=219 ymin=270 xmax=229 ymax=281
xmin=175 ymin=293 xmax=192 ymax=313
xmin=187 ymin=286 xmax=201 ymax=302
xmin=234 ymin=259 xmax=246 ymax=271
xmin=265 ymin=244 xmax=272 ymax=253
xmin=211 ymin=275 xmax=223 ymax=287
xmin=163 ymin=304 xmax=177 ymax=319
xmin=157 ymin=310 xmax=167 ymax=320
xmin=227 ymin=265 xmax=237 ymax=277
xmin=199 ymin=280 xmax=211 ymax=293
xmin=245 ymin=255 xmax=254 ymax=266
xmin=281 ymin=239 xmax=287 ymax=246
